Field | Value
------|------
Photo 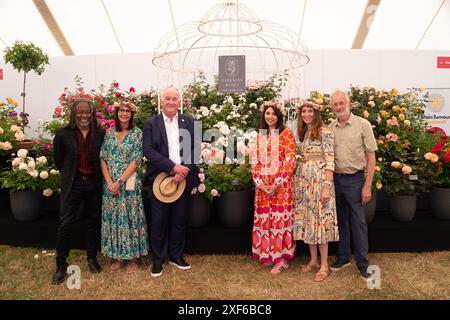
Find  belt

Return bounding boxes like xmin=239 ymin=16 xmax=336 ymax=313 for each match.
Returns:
xmin=76 ymin=174 xmax=95 ymax=181
xmin=334 ymin=170 xmax=364 ymax=176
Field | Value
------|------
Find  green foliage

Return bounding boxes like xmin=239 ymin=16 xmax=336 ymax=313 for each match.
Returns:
xmin=3 ymin=41 xmax=49 ymax=75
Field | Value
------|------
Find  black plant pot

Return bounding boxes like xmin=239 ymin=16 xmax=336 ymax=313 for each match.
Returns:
xmin=217 ymin=190 xmax=254 ymax=228
xmin=430 ymin=187 xmax=450 ymax=220
xmin=0 ymin=188 xmax=11 ymax=216
xmin=9 ymin=190 xmax=41 ymax=221
xmin=188 ymin=193 xmax=211 ymax=228
xmin=388 ymin=195 xmax=416 ymax=222
xmin=364 ymin=192 xmax=377 ymax=224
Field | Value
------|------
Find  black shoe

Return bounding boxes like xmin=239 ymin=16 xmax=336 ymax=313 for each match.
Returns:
xmin=358 ymin=266 xmax=371 ymax=279
xmin=169 ymin=257 xmax=191 ymax=270
xmin=52 ymin=265 xmax=68 ymax=285
xmin=87 ymin=257 xmax=101 ymax=273
xmin=330 ymin=259 xmax=351 ymax=271
xmin=150 ymin=264 xmax=163 ymax=278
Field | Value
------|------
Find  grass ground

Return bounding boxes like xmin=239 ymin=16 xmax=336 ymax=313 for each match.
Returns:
xmin=0 ymin=246 xmax=449 ymax=300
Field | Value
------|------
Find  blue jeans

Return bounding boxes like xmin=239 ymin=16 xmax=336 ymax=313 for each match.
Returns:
xmin=334 ymin=172 xmax=369 ymax=269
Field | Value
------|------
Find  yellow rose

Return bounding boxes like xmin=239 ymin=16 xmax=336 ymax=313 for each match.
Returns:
xmin=376 ymin=182 xmax=383 ymax=190
xmin=419 ymin=86 xmax=425 ymax=92
xmin=398 ymin=114 xmax=405 ymax=121
xmin=390 ymin=88 xmax=399 ymax=96
xmin=376 ymin=117 xmax=382 ymax=124
xmin=392 ymin=105 xmax=400 ymax=113
xmin=362 ymin=110 xmax=369 ymax=119
xmin=383 ymin=100 xmax=392 ymax=107
xmin=378 ymin=157 xmax=383 ymax=162
xmin=375 ymin=166 xmax=380 ymax=172
xmin=400 ymin=107 xmax=408 ymax=113
xmin=7 ymin=98 xmax=14 ymax=104
xmin=403 ymin=120 xmax=411 ymax=126
xmin=380 ymin=110 xmax=389 ymax=118
xmin=391 ymin=161 xmax=402 ymax=169
xmin=315 ymin=98 xmax=324 ymax=105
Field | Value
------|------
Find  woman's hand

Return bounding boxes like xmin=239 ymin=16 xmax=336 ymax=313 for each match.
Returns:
xmin=267 ymin=184 xmax=279 ymax=195
xmin=107 ymin=181 xmax=120 ymax=195
xmin=258 ymin=184 xmax=270 ymax=194
xmin=320 ymin=185 xmax=331 ymax=207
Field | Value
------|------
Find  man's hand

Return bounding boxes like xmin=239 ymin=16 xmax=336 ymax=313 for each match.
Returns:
xmin=257 ymin=184 xmax=270 ymax=194
xmin=320 ymin=186 xmax=331 ymax=207
xmin=173 ymin=173 xmax=186 ymax=183
xmin=172 ymin=164 xmax=189 ymax=178
xmin=362 ymin=185 xmax=372 ymax=206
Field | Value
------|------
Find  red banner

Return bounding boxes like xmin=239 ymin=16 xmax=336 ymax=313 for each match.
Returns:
xmin=437 ymin=56 xmax=450 ymax=68
xmin=0 ymin=68 xmax=3 ymax=80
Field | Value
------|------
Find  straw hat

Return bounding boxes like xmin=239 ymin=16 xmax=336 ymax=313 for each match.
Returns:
xmin=152 ymin=172 xmax=186 ymax=203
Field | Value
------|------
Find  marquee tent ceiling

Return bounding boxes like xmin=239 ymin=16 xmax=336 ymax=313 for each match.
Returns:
xmin=0 ymin=0 xmax=449 ymax=57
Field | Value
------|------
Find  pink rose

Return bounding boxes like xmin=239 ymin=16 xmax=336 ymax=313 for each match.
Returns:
xmin=211 ymin=189 xmax=218 ymax=197
xmin=402 ymin=165 xmax=412 ymax=175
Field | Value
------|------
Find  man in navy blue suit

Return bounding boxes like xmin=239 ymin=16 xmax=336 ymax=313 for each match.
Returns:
xmin=143 ymin=87 xmax=199 ymax=278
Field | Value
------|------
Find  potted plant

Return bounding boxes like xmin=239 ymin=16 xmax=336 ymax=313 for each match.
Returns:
xmin=3 ymin=41 xmax=49 ymax=117
xmin=424 ymin=127 xmax=450 ymax=220
xmin=0 ymin=149 xmax=60 ymax=221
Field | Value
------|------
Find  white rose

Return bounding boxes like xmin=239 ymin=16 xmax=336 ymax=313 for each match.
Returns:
xmin=19 ymin=163 xmax=28 ymax=170
xmin=227 ymin=96 xmax=234 ymax=104
xmin=202 ymin=109 xmax=209 ymax=117
xmin=250 ymin=103 xmax=257 ymax=109
xmin=43 ymin=188 xmax=53 ymax=197
xmin=39 ymin=171 xmax=49 ymax=179
xmin=37 ymin=156 xmax=47 ymax=164
xmin=10 ymin=125 xmax=21 ymax=132
xmin=17 ymin=149 xmax=28 ymax=158
xmin=50 ymin=169 xmax=59 ymax=175
xmin=12 ymin=157 xmax=22 ymax=167
xmin=201 ymin=91 xmax=206 ymax=96
xmin=29 ymin=170 xmax=39 ymax=178
xmin=27 ymin=161 xmax=35 ymax=170
xmin=15 ymin=131 xmax=26 ymax=141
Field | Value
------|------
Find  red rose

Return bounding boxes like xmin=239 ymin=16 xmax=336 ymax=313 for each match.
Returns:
xmin=129 ymin=87 xmax=135 ymax=93
xmin=432 ymin=147 xmax=443 ymax=154
xmin=435 ymin=141 xmax=444 ymax=148
xmin=113 ymin=82 xmax=119 ymax=87
xmin=114 ymin=92 xmax=121 ymax=97
xmin=435 ymin=161 xmax=443 ymax=168
xmin=442 ymin=135 xmax=449 ymax=140
xmin=442 ymin=153 xmax=450 ymax=164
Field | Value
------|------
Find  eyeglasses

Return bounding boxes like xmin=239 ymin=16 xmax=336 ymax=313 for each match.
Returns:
xmin=118 ymin=108 xmax=132 ymax=114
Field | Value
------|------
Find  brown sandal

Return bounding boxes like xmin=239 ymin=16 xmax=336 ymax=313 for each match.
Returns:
xmin=110 ymin=260 xmax=126 ymax=271
xmin=301 ymin=263 xmax=320 ymax=273
xmin=314 ymin=269 xmax=330 ymax=282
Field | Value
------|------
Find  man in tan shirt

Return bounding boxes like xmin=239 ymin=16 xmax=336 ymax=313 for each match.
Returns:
xmin=328 ymin=90 xmax=377 ymax=279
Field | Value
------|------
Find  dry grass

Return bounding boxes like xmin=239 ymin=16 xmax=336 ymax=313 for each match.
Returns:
xmin=0 ymin=246 xmax=449 ymax=300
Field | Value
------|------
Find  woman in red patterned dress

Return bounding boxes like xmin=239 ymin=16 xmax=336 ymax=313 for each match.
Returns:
xmin=251 ymin=101 xmax=296 ymax=274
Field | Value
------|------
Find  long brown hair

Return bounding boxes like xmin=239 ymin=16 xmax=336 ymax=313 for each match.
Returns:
xmin=297 ymin=105 xmax=324 ymax=142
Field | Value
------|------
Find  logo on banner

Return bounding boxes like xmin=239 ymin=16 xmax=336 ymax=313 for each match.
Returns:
xmin=427 ymin=94 xmax=445 ymax=113
xmin=219 ymin=55 xmax=245 ymax=93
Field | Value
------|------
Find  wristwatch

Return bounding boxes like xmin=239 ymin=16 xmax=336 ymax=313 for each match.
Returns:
xmin=117 ymin=178 xmax=124 ymax=185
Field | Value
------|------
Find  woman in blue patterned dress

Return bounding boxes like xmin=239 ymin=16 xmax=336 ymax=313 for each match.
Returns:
xmin=100 ymin=100 xmax=148 ymax=273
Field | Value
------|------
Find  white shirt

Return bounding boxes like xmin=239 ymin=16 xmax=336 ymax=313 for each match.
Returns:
xmin=162 ymin=112 xmax=181 ymax=165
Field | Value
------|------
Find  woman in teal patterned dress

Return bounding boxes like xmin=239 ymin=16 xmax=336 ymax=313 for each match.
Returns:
xmin=100 ymin=101 xmax=148 ymax=273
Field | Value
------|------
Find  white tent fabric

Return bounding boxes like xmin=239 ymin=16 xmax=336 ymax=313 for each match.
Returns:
xmin=1 ymin=0 xmax=449 ymax=57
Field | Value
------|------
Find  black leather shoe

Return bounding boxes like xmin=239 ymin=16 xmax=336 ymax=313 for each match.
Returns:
xmin=169 ymin=257 xmax=191 ymax=270
xmin=330 ymin=259 xmax=351 ymax=271
xmin=52 ymin=265 xmax=68 ymax=285
xmin=87 ymin=257 xmax=101 ymax=273
xmin=150 ymin=264 xmax=163 ymax=278
xmin=358 ymin=266 xmax=371 ymax=279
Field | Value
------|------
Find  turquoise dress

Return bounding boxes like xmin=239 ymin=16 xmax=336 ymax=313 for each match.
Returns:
xmin=100 ymin=127 xmax=149 ymax=260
